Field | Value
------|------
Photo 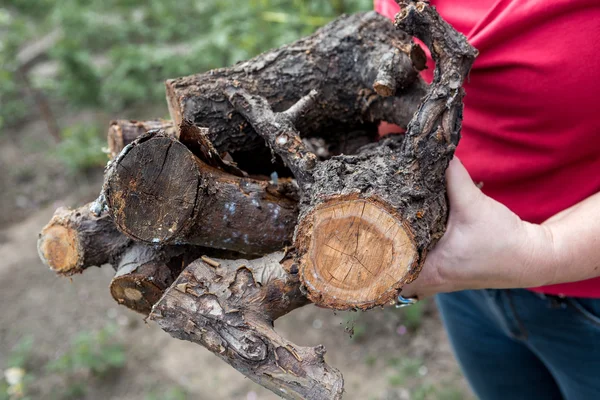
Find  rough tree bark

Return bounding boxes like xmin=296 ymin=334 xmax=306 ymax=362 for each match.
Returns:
xmin=102 ymin=130 xmax=299 ymax=255
xmin=38 ymin=203 xmax=246 ymax=313
xmin=149 ymin=252 xmax=344 ymax=400
xmin=165 ymin=11 xmax=426 ymax=172
xmin=37 ymin=3 xmax=476 ymax=398
xmin=101 ymin=122 xmax=409 ymax=256
xmin=224 ymin=2 xmax=477 ymax=310
xmin=38 ymin=203 xmax=131 ymax=276
xmin=109 ymin=243 xmax=207 ymax=314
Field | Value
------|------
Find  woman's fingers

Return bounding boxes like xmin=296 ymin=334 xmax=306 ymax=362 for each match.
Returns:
xmin=445 ymin=156 xmax=482 ymax=213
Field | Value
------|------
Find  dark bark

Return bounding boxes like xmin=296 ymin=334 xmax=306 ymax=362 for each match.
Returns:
xmin=297 ymin=2 xmax=477 ymax=310
xmin=224 ymin=87 xmax=418 ymax=309
xmin=166 ymin=12 xmax=425 ymax=173
xmin=103 ymin=131 xmax=299 ymax=255
xmin=37 ymin=4 xmax=477 ymax=397
xmin=110 ymin=244 xmax=179 ymax=314
xmin=373 ymin=42 xmax=427 ymax=96
xmin=177 ymin=120 xmax=247 ymax=178
xmin=110 ymin=244 xmax=208 ymax=314
xmin=102 ymin=126 xmax=406 ymax=257
xmin=38 ymin=203 xmax=249 ymax=314
xmin=225 ymin=2 xmax=477 ymax=310
xmin=150 ymin=252 xmax=343 ymax=400
xmin=37 ymin=201 xmax=244 ymax=275
xmin=224 ymin=87 xmax=319 ymax=188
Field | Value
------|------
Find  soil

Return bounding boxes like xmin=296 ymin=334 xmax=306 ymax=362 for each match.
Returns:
xmin=0 ymin=117 xmax=473 ymax=399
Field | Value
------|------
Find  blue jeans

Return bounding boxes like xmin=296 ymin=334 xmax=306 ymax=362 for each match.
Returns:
xmin=436 ymin=289 xmax=600 ymax=400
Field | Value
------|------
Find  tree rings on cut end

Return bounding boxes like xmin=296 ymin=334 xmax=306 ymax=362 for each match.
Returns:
xmin=297 ymin=198 xmax=417 ymax=310
xmin=38 ymin=224 xmax=82 ymax=275
xmin=105 ymin=136 xmax=200 ymax=244
xmin=110 ymin=273 xmax=164 ymax=315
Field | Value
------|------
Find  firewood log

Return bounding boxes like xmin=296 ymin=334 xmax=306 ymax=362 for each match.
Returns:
xmin=38 ymin=203 xmax=130 ymax=276
xmin=38 ymin=204 xmax=245 ymax=314
xmin=38 ymin=4 xmax=477 ymax=398
xmin=102 ymin=128 xmax=299 ymax=255
xmin=224 ymin=2 xmax=477 ymax=310
xmin=165 ymin=11 xmax=425 ymax=173
xmin=107 ymin=119 xmax=175 ymax=159
xmin=149 ymin=252 xmax=343 ymax=400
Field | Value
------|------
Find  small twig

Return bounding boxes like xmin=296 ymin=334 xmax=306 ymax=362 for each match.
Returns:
xmin=224 ymin=84 xmax=318 ymax=187
xmin=373 ymin=51 xmax=402 ymax=97
xmin=201 ymin=255 xmax=221 ymax=268
xmin=282 ymin=89 xmax=319 ymax=123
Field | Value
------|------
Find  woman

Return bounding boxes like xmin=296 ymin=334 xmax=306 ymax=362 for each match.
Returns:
xmin=375 ymin=1 xmax=600 ymax=399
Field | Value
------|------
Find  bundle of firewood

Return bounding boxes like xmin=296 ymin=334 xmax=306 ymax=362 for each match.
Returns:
xmin=37 ymin=3 xmax=476 ymax=399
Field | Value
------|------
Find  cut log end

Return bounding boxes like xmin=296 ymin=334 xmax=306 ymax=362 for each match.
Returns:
xmin=297 ymin=197 xmax=418 ymax=310
xmin=106 ymin=136 xmax=199 ymax=243
xmin=104 ymin=133 xmax=298 ymax=254
xmin=373 ymin=81 xmax=395 ymax=97
xmin=38 ymin=205 xmax=132 ymax=276
xmin=110 ymin=270 xmax=165 ymax=314
xmin=38 ymin=223 xmax=82 ymax=275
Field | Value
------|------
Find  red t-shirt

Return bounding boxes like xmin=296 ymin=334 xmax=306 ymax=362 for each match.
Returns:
xmin=375 ymin=0 xmax=600 ymax=297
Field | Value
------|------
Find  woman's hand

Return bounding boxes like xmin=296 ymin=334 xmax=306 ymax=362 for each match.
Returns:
xmin=401 ymin=157 xmax=553 ymax=299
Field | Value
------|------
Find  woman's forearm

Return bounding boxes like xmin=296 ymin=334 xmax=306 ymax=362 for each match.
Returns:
xmin=527 ymin=191 xmax=600 ymax=287
xmin=400 ymin=158 xmax=600 ymax=299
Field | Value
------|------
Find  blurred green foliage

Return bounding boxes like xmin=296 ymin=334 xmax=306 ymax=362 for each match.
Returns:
xmin=0 ymin=336 xmax=34 ymax=400
xmin=53 ymin=123 xmax=107 ymax=172
xmin=45 ymin=324 xmax=126 ymax=377
xmin=4 ymin=336 xmax=34 ymax=370
xmin=144 ymin=387 xmax=188 ymax=400
xmin=1 ymin=325 xmax=126 ymax=400
xmin=0 ymin=0 xmax=373 ymax=132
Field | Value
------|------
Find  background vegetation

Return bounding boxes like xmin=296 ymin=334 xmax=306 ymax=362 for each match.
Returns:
xmin=1 ymin=0 xmax=372 ymax=170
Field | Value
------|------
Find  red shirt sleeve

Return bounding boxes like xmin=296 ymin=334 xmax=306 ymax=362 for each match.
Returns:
xmin=374 ymin=0 xmax=400 ymax=17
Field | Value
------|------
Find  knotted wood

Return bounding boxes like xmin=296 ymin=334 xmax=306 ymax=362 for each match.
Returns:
xmin=37 ymin=4 xmax=477 ymax=398
xmin=225 ymin=2 xmax=477 ymax=310
xmin=150 ymin=253 xmax=343 ymax=400
xmin=166 ymin=11 xmax=425 ymax=173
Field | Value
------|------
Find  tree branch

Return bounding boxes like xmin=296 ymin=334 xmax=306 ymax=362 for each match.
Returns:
xmin=38 ymin=204 xmax=130 ymax=276
xmin=150 ymin=253 xmax=344 ymax=400
xmin=224 ymin=85 xmax=318 ymax=187
xmin=103 ymin=131 xmax=299 ymax=255
xmin=292 ymin=1 xmax=478 ymax=310
xmin=166 ymin=12 xmax=423 ymax=172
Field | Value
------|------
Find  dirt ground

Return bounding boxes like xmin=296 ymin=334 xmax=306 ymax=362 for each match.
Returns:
xmin=0 ymin=118 xmax=473 ymax=400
